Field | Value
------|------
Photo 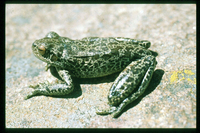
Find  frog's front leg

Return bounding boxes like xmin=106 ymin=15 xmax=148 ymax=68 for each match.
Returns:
xmin=96 ymin=55 xmax=156 ymax=118
xmin=25 ymin=68 xmax=74 ymax=100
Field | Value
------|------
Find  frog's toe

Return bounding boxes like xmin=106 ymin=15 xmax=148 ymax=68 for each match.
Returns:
xmin=110 ymin=110 xmax=121 ymax=118
xmin=95 ymin=104 xmax=122 ymax=118
xmin=24 ymin=90 xmax=41 ymax=100
xmin=29 ymin=84 xmax=39 ymax=89
xmin=24 ymin=95 xmax=32 ymax=100
xmin=96 ymin=105 xmax=117 ymax=115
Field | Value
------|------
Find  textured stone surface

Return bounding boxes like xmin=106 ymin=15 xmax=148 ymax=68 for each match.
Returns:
xmin=6 ymin=4 xmax=196 ymax=128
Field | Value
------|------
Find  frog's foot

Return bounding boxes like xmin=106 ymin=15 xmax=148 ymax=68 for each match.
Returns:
xmin=25 ymin=82 xmax=74 ymax=100
xmin=24 ymin=82 xmax=49 ymax=100
xmin=96 ymin=104 xmax=127 ymax=118
xmin=25 ymin=81 xmax=74 ymax=100
xmin=25 ymin=70 xmax=74 ymax=100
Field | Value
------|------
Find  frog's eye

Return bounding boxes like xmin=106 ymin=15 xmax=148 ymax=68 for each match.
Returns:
xmin=46 ymin=31 xmax=59 ymax=39
xmin=38 ymin=45 xmax=46 ymax=55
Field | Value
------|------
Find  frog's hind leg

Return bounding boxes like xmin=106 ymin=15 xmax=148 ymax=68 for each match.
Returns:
xmin=96 ymin=55 xmax=156 ymax=117
xmin=111 ymin=55 xmax=156 ymax=118
xmin=25 ymin=69 xmax=74 ymax=100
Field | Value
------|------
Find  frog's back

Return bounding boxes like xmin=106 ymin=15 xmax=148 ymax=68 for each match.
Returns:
xmin=64 ymin=37 xmax=150 ymax=58
xmin=63 ymin=37 xmax=152 ymax=78
xmin=65 ymin=38 xmax=113 ymax=57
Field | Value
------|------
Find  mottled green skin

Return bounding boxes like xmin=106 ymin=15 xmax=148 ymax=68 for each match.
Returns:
xmin=26 ymin=31 xmax=157 ymax=118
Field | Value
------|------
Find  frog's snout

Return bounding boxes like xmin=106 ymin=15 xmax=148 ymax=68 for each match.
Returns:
xmin=32 ymin=42 xmax=37 ymax=49
xmin=142 ymin=40 xmax=151 ymax=49
xmin=32 ymin=42 xmax=38 ymax=52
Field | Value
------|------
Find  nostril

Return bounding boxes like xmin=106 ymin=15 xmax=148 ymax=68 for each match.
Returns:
xmin=146 ymin=42 xmax=151 ymax=48
xmin=32 ymin=42 xmax=37 ymax=47
xmin=143 ymin=41 xmax=151 ymax=48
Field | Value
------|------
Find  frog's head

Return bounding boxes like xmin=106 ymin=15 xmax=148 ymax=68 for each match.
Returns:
xmin=32 ymin=32 xmax=74 ymax=68
xmin=32 ymin=35 xmax=64 ymax=67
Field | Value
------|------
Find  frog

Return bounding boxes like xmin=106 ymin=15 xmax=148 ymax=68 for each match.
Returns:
xmin=25 ymin=31 xmax=157 ymax=118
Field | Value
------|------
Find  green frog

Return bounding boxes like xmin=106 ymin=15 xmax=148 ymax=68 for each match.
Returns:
xmin=25 ymin=31 xmax=157 ymax=118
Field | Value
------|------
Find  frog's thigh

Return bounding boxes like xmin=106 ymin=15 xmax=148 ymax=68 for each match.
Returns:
xmin=111 ymin=55 xmax=156 ymax=118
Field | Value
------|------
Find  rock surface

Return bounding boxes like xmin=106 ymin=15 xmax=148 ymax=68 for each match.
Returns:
xmin=6 ymin=4 xmax=196 ymax=128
